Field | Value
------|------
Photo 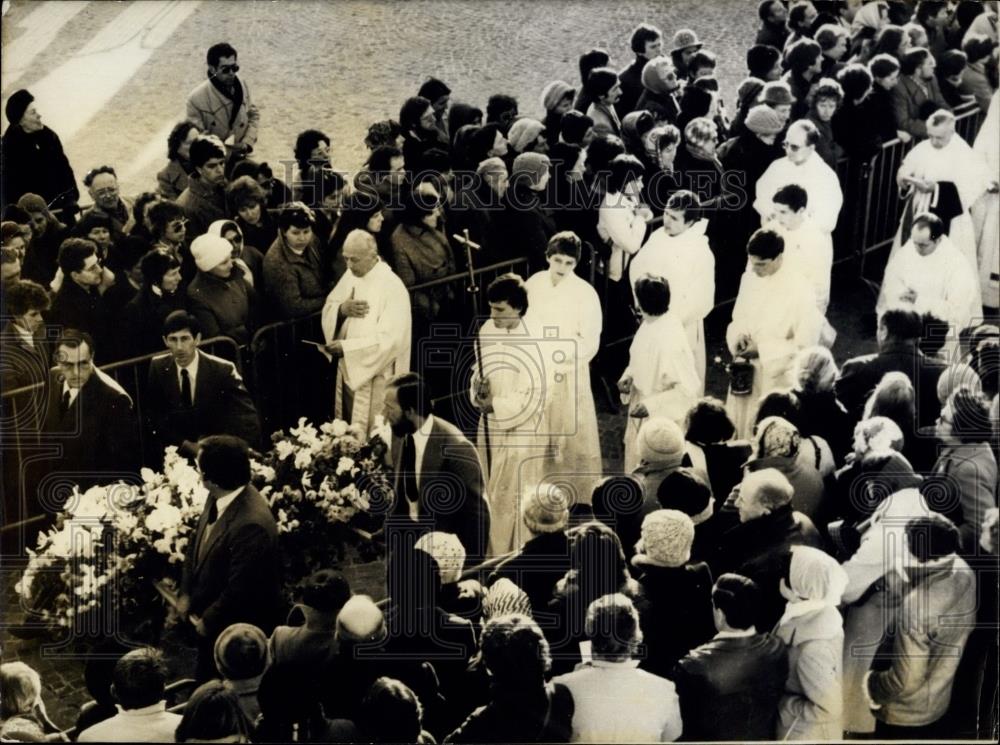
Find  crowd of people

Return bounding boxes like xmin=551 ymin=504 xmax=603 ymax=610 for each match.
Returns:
xmin=2 ymin=0 xmax=1000 ymax=742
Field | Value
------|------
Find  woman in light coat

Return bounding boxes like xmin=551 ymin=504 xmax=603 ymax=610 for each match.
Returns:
xmin=776 ymin=545 xmax=847 ymax=741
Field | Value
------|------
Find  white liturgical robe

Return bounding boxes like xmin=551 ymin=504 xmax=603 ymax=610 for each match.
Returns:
xmin=524 ymin=269 xmax=603 ymax=503
xmin=972 ymin=92 xmax=1000 ymax=308
xmin=630 ymin=219 xmax=715 ymax=391
xmin=725 ymin=261 xmax=823 ymax=439
xmin=877 ymin=235 xmax=980 ymax=335
xmin=472 ymin=317 xmax=549 ymax=556
xmin=770 ymin=217 xmax=833 ymax=315
xmin=621 ymin=311 xmax=700 ymax=472
xmin=754 ymin=154 xmax=843 ymax=235
xmin=321 ymin=260 xmax=411 ymax=434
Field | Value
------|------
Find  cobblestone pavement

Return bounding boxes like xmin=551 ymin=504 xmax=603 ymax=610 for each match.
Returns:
xmin=1 ymin=0 xmax=883 ymax=728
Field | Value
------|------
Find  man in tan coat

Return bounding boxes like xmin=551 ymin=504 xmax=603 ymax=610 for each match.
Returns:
xmin=186 ymin=43 xmax=260 ymax=156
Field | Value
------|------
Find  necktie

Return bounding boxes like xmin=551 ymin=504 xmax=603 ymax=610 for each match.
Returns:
xmin=401 ymin=434 xmax=419 ymax=504
xmin=198 ymin=497 xmax=219 ymax=561
xmin=60 ymin=390 xmax=71 ymax=416
xmin=180 ymin=368 xmax=192 ymax=407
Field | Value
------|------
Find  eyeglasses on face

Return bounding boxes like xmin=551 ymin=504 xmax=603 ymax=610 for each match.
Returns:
xmin=218 ymin=64 xmax=240 ymax=73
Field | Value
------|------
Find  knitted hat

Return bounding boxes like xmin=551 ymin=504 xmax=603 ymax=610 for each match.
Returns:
xmin=415 ymin=531 xmax=466 ymax=585
xmin=508 ymin=118 xmax=546 ymax=154
xmin=760 ymin=80 xmax=795 ymax=106
xmin=745 ymin=104 xmax=785 ymax=135
xmin=483 ymin=578 xmax=533 ymax=619
xmin=335 ymin=594 xmax=386 ymax=643
xmin=213 ymin=623 xmax=268 ymax=681
xmin=670 ymin=29 xmax=703 ymax=54
xmin=641 ymin=56 xmax=679 ymax=94
xmin=190 ymin=234 xmax=232 ymax=272
xmin=188 ymin=134 xmax=226 ymax=168
xmin=522 ymin=483 xmax=570 ymax=534
xmin=5 ymin=89 xmax=33 ymax=125
xmin=634 ymin=509 xmax=695 ymax=568
xmin=511 ymin=152 xmax=551 ymax=188
xmin=541 ymin=80 xmax=576 ymax=113
xmin=636 ymin=417 xmax=686 ymax=468
xmin=476 ymin=156 xmax=508 ymax=179
xmin=16 ymin=193 xmax=49 ymax=215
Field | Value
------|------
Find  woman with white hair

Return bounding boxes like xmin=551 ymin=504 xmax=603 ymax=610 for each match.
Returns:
xmin=776 ymin=545 xmax=847 ymax=741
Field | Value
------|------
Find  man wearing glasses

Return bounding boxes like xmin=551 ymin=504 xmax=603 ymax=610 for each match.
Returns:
xmin=186 ymin=42 xmax=260 ymax=159
xmin=80 ymin=165 xmax=134 ymax=239
xmin=48 ymin=238 xmax=111 ymax=360
xmin=752 ymin=119 xmax=844 ymax=243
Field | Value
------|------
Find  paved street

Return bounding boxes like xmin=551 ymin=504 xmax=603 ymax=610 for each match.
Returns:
xmin=1 ymin=0 xmax=886 ymax=728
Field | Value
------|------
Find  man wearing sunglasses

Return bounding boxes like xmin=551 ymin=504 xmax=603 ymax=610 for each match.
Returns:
xmin=186 ymin=42 xmax=260 ymax=158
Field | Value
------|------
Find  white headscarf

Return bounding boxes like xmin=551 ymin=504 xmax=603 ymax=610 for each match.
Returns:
xmin=779 ymin=545 xmax=848 ymax=626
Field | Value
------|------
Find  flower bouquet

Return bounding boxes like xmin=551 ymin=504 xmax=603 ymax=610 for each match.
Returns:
xmin=15 ymin=448 xmax=207 ymax=639
xmin=252 ymin=416 xmax=393 ymax=581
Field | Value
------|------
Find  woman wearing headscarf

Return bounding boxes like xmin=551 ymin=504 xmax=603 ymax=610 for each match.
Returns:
xmin=540 ymin=81 xmax=576 ymax=149
xmin=636 ymin=55 xmax=683 ymax=124
xmin=746 ymin=415 xmax=830 ymax=525
xmin=620 ymin=110 xmax=657 ymax=168
xmin=775 ymin=545 xmax=847 ymax=741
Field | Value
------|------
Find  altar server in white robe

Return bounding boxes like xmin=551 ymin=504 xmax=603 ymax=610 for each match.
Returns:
xmin=972 ymin=92 xmax=1000 ymax=310
xmin=877 ymin=212 xmax=980 ymax=336
xmin=472 ymin=273 xmax=549 ymax=555
xmin=754 ymin=120 xmax=843 ymax=238
xmin=524 ymin=231 xmax=603 ymax=504
xmin=768 ymin=183 xmax=833 ymax=317
xmin=321 ymin=230 xmax=411 ymax=434
xmin=725 ymin=229 xmax=823 ymax=439
xmin=619 ymin=274 xmax=700 ymax=472
xmin=629 ymin=190 xmax=715 ymax=392
xmin=892 ymin=109 xmax=997 ymax=282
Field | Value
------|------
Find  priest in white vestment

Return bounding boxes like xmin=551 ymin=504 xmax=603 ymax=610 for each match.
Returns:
xmin=877 ymin=212 xmax=980 ymax=336
xmin=629 ymin=191 xmax=715 ymax=391
xmin=972 ymin=92 xmax=1000 ymax=309
xmin=767 ymin=183 xmax=833 ymax=316
xmin=754 ymin=120 xmax=843 ymax=238
xmin=321 ymin=230 xmax=411 ymax=434
xmin=524 ymin=232 xmax=603 ymax=504
xmin=891 ymin=109 xmax=997 ymax=283
xmin=725 ymin=229 xmax=823 ymax=439
xmin=619 ymin=275 xmax=700 ymax=472
xmin=472 ymin=274 xmax=549 ymax=556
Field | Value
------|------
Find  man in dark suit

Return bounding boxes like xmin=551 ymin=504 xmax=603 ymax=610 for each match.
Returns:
xmin=383 ymin=372 xmax=490 ymax=565
xmin=178 ymin=435 xmax=282 ymax=680
xmin=39 ymin=329 xmax=138 ymax=494
xmin=47 ymin=238 xmax=110 ymax=358
xmin=835 ymin=307 xmax=947 ymax=427
xmin=673 ymin=573 xmax=788 ymax=741
xmin=144 ymin=310 xmax=260 ymax=465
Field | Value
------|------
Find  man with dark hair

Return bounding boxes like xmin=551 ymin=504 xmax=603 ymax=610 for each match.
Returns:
xmin=186 ymin=42 xmax=259 ymax=156
xmin=915 ymin=1 xmax=951 ymax=57
xmin=80 ymin=166 xmax=133 ymax=238
xmin=865 ymin=514 xmax=977 ymax=739
xmin=179 ymin=434 xmax=281 ymax=680
xmin=786 ymin=1 xmax=819 ymax=47
xmin=747 ymin=43 xmax=783 ymax=81
xmin=554 ymin=594 xmax=682 ymax=742
xmin=630 ymin=190 xmax=714 ymax=390
xmin=76 ymin=648 xmax=180 ymax=742
xmin=485 ymin=94 xmax=519 ymax=135
xmin=878 ymin=211 xmax=980 ymax=337
xmin=524 ymin=231 xmax=603 ymax=505
xmin=836 ymin=307 xmax=947 ymax=424
xmin=725 ymin=228 xmax=822 ymax=438
xmin=383 ymin=371 xmax=489 ymax=563
xmin=39 ymin=329 xmax=138 ymax=489
xmin=1 ymin=89 xmax=79 ymax=216
xmin=756 ymin=0 xmax=790 ymax=48
xmin=177 ymin=135 xmax=228 ymax=238
xmin=617 ymin=23 xmax=664 ymax=118
xmin=145 ymin=310 xmax=260 ymax=464
xmin=673 ymin=573 xmax=789 ymax=741
xmin=770 ymin=182 xmax=832 ymax=315
xmin=417 ymin=77 xmax=451 ymax=145
xmin=48 ymin=238 xmax=110 ymax=356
